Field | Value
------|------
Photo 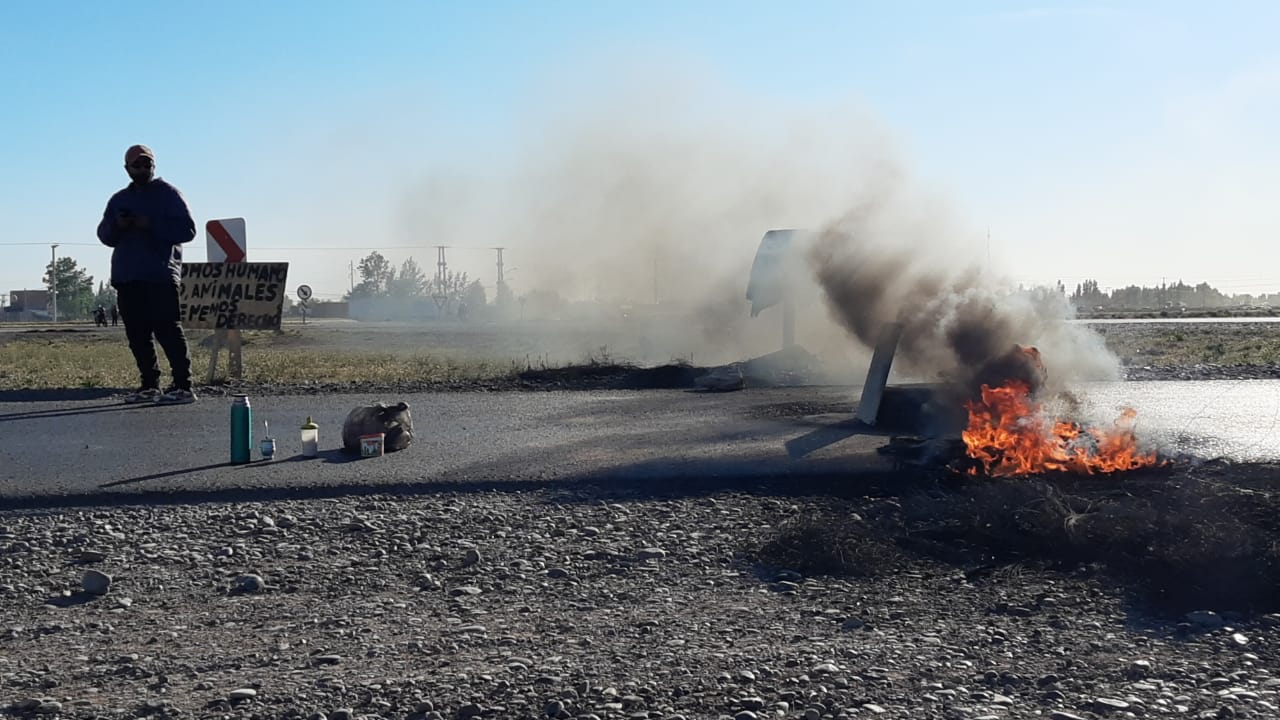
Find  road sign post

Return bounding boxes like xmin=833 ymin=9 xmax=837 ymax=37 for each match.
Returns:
xmin=297 ymin=285 xmax=312 ymax=325
xmin=206 ymin=218 xmax=246 ymax=263
xmin=203 ymin=218 xmax=249 ymax=382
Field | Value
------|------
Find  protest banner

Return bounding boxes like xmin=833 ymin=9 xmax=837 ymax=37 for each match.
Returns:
xmin=180 ymin=262 xmax=289 ymax=330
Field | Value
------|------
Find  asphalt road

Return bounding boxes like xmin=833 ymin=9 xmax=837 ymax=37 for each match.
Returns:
xmin=0 ymin=387 xmax=891 ymax=509
xmin=5 ymin=379 xmax=1279 ymax=510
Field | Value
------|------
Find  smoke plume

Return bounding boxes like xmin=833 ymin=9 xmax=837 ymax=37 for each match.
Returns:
xmin=395 ymin=63 xmax=1121 ymax=382
xmin=808 ymin=195 xmax=1120 ymax=394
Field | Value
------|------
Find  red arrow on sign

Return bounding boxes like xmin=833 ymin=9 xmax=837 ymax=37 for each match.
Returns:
xmin=207 ymin=220 xmax=245 ymax=262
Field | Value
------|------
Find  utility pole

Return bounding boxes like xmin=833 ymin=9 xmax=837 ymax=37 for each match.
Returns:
xmin=492 ymin=247 xmax=505 ymax=286
xmin=435 ymin=246 xmax=449 ymax=289
xmin=433 ymin=246 xmax=449 ymax=310
xmin=50 ymin=243 xmax=58 ymax=323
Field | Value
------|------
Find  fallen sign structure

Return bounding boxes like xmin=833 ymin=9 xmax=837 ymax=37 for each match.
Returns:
xmin=746 ymin=228 xmax=810 ymax=351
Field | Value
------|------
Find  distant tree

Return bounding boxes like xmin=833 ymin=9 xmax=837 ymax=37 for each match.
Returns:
xmin=463 ymin=279 xmax=487 ymax=310
xmin=495 ymin=280 xmax=515 ymax=308
xmin=429 ymin=270 xmax=469 ymax=311
xmin=93 ymin=280 xmax=117 ymax=310
xmin=389 ymin=258 xmax=429 ymax=298
xmin=43 ymin=256 xmax=95 ymax=319
xmin=521 ymin=288 xmax=567 ymax=320
xmin=345 ymin=251 xmax=395 ymax=299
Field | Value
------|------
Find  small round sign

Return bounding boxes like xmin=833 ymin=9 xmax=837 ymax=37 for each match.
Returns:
xmin=296 ymin=284 xmax=313 ymax=301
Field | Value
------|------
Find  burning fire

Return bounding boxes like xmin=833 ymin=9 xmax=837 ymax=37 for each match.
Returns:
xmin=962 ymin=378 xmax=1163 ymax=477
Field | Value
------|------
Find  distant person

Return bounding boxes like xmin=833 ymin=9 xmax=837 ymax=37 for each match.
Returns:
xmin=94 ymin=305 xmax=107 ymax=327
xmin=109 ymin=304 xmax=119 ymax=326
xmin=95 ymin=144 xmax=197 ymax=404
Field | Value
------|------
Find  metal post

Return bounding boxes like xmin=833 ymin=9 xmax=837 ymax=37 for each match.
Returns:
xmin=855 ymin=322 xmax=903 ymax=425
xmin=433 ymin=246 xmax=450 ymax=311
xmin=50 ymin=244 xmax=58 ymax=322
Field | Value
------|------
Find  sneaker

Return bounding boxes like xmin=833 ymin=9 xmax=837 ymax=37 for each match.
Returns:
xmin=122 ymin=387 xmax=161 ymax=404
xmin=156 ymin=387 xmax=198 ymax=405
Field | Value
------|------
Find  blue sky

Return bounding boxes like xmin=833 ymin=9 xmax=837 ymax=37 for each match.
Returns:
xmin=2 ymin=1 xmax=1278 ymax=303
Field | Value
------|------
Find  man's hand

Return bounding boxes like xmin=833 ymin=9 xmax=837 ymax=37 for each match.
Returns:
xmin=133 ymin=214 xmax=150 ymax=229
xmin=115 ymin=211 xmax=133 ymax=229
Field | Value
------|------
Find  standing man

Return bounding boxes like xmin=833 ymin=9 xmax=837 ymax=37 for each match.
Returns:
xmin=96 ymin=144 xmax=198 ymax=404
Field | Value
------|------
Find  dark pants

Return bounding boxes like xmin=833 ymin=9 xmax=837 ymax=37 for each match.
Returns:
xmin=115 ymin=282 xmax=191 ymax=390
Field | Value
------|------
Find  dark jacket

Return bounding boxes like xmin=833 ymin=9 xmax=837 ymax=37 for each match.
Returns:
xmin=96 ymin=178 xmax=196 ymax=286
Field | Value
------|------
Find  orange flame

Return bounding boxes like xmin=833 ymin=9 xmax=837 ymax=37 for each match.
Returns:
xmin=962 ymin=380 xmax=1163 ymax=476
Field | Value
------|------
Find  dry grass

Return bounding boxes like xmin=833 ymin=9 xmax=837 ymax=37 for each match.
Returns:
xmin=755 ymin=510 xmax=910 ymax=577
xmin=0 ymin=330 xmax=513 ymax=391
xmin=1095 ymin=323 xmax=1280 ymax=366
xmin=6 ymin=319 xmax=1280 ymax=391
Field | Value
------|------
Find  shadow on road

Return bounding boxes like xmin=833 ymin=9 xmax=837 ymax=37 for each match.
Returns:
xmin=100 ymin=462 xmax=234 ymax=487
xmin=784 ymin=419 xmax=890 ymax=459
xmin=97 ymin=452 xmax=363 ymax=488
xmin=2 ymin=458 xmax=919 ymax=513
xmin=0 ymin=401 xmax=152 ymax=423
xmin=0 ymin=388 xmax=124 ymax=403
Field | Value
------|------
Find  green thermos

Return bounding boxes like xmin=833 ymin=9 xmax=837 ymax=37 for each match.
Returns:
xmin=231 ymin=394 xmax=252 ymax=464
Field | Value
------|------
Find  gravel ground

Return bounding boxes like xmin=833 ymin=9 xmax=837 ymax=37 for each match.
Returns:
xmin=3 ymin=485 xmax=1280 ymax=720
xmin=6 ymin=321 xmax=1280 ymax=719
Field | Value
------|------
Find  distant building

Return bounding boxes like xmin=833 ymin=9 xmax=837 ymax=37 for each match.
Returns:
xmin=3 ymin=289 xmax=51 ymax=322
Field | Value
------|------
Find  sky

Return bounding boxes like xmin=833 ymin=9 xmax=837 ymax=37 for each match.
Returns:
xmin=2 ymin=0 xmax=1279 ymax=304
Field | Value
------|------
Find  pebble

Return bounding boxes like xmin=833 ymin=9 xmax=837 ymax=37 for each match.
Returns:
xmin=0 ymin=486 xmax=1273 ymax=720
xmin=1185 ymin=611 xmax=1225 ymax=628
xmin=81 ymin=570 xmax=111 ymax=595
xmin=234 ymin=574 xmax=266 ymax=593
xmin=1128 ymin=659 xmax=1153 ymax=678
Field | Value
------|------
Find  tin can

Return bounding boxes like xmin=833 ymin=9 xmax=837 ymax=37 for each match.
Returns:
xmin=230 ymin=395 xmax=252 ymax=464
xmin=359 ymin=432 xmax=385 ymax=458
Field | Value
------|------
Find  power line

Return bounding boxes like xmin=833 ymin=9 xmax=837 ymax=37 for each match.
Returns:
xmin=0 ymin=242 xmax=99 ymax=246
xmin=0 ymin=243 xmax=507 ymax=251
